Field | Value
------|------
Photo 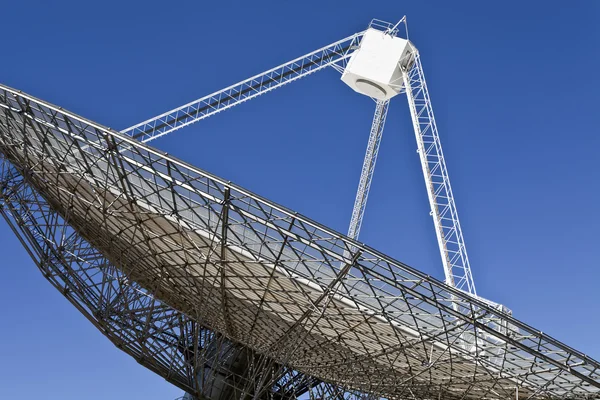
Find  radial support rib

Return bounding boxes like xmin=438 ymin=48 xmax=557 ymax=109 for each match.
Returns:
xmin=347 ymin=100 xmax=389 ymax=241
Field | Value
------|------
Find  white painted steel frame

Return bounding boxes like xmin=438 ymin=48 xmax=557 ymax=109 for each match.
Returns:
xmin=347 ymin=99 xmax=389 ymax=241
xmin=123 ymin=22 xmax=480 ymax=300
xmin=402 ymin=54 xmax=477 ymax=296
xmin=122 ymin=32 xmax=365 ymax=143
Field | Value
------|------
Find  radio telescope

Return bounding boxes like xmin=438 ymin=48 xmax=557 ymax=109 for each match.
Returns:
xmin=0 ymin=18 xmax=599 ymax=400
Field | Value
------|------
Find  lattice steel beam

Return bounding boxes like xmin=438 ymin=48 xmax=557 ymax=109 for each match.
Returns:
xmin=403 ymin=52 xmax=477 ymax=297
xmin=122 ymin=33 xmax=364 ymax=143
xmin=347 ymin=100 xmax=389 ymax=241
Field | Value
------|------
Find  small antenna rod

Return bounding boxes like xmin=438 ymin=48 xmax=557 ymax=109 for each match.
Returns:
xmin=387 ymin=16 xmax=407 ymax=36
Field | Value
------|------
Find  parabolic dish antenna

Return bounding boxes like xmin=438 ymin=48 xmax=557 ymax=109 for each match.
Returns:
xmin=0 ymin=18 xmax=599 ymax=400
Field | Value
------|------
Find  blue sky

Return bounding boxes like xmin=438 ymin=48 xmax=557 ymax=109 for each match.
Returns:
xmin=1 ymin=1 xmax=599 ymax=399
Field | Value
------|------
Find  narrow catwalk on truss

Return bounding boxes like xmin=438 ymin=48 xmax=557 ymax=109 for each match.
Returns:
xmin=1 ymin=19 xmax=599 ymax=400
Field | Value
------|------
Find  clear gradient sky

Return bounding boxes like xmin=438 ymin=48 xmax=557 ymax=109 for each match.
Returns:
xmin=1 ymin=1 xmax=599 ymax=399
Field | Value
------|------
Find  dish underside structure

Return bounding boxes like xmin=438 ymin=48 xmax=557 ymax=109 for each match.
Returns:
xmin=1 ymin=24 xmax=599 ymax=400
xmin=1 ymin=86 xmax=599 ymax=400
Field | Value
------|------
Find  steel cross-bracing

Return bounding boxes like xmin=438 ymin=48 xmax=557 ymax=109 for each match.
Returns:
xmin=0 ymin=156 xmax=366 ymax=400
xmin=1 ymin=84 xmax=600 ymax=399
xmin=0 ymin=93 xmax=371 ymax=400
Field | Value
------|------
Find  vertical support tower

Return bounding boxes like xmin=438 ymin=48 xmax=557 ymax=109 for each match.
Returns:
xmin=341 ymin=24 xmax=477 ymax=296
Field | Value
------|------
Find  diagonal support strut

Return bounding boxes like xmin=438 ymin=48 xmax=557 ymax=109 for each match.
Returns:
xmin=347 ymin=100 xmax=389 ymax=241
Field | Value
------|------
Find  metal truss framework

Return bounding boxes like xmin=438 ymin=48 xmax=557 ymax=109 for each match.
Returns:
xmin=402 ymin=53 xmax=477 ymax=296
xmin=1 ymin=85 xmax=599 ymax=399
xmin=0 ymin=157 xmax=366 ymax=400
xmin=118 ymin=19 xmax=478 ymax=299
xmin=121 ymin=32 xmax=364 ymax=143
xmin=347 ymin=99 xmax=389 ymax=241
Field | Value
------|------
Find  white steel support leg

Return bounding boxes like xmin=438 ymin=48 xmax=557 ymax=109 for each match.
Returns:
xmin=347 ymin=100 xmax=389 ymax=241
xmin=402 ymin=54 xmax=477 ymax=296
